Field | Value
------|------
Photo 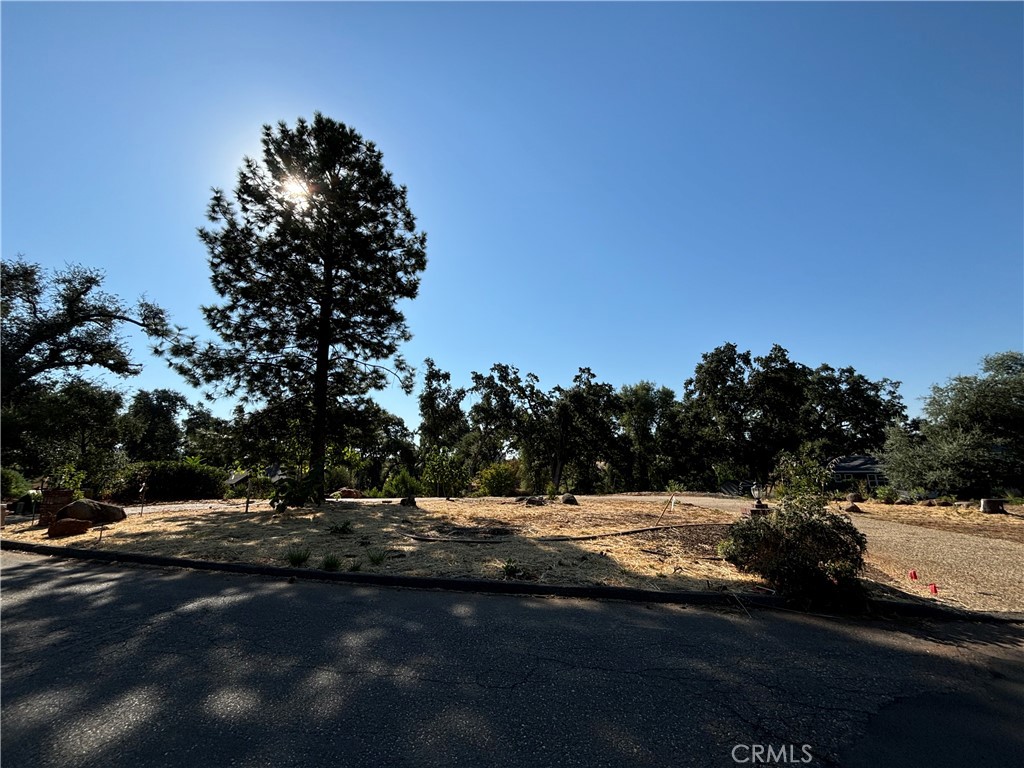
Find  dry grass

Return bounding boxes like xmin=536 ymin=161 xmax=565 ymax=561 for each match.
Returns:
xmin=1 ymin=496 xmax=764 ymax=593
xmin=832 ymin=500 xmax=1024 ymax=544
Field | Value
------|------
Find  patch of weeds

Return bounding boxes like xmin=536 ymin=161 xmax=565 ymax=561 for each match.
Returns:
xmin=366 ymin=547 xmax=389 ymax=565
xmin=500 ymin=558 xmax=523 ymax=580
xmin=328 ymin=521 xmax=354 ymax=535
xmin=285 ymin=547 xmax=311 ymax=567
xmin=348 ymin=560 xmax=363 ymax=572
xmin=320 ymin=553 xmax=342 ymax=571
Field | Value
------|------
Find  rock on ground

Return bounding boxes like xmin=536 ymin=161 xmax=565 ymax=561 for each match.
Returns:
xmin=47 ymin=518 xmax=92 ymax=538
xmin=56 ymin=499 xmax=126 ymax=524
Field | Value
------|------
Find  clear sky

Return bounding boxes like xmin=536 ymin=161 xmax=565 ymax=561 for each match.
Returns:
xmin=3 ymin=1 xmax=1022 ymax=430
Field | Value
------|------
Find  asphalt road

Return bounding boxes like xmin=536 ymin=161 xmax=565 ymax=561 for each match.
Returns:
xmin=2 ymin=551 xmax=1022 ymax=768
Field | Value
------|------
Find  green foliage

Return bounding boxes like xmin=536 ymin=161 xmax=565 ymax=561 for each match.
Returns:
xmin=774 ymin=449 xmax=831 ymax=503
xmin=469 ymin=365 xmax=622 ymax=494
xmin=682 ymin=343 xmax=905 ymax=486
xmin=126 ymin=461 xmax=228 ymax=501
xmin=382 ymin=468 xmax=422 ymax=498
xmin=1 ymin=468 xmax=30 ymax=499
xmin=328 ymin=521 xmax=354 ymax=535
xmin=285 ymin=547 xmax=311 ymax=567
xmin=874 ymin=485 xmax=899 ymax=504
xmin=422 ymin=450 xmax=469 ymax=497
xmin=50 ymin=463 xmax=86 ymax=493
xmin=882 ymin=352 xmax=1024 ymax=497
xmin=500 ymin=558 xmax=522 ymax=580
xmin=475 ymin=462 xmax=520 ymax=497
xmin=320 ymin=553 xmax=342 ymax=571
xmin=0 ymin=257 xmax=170 ymax=405
xmin=121 ymin=389 xmax=188 ymax=461
xmin=418 ymin=358 xmax=470 ymax=457
xmin=718 ymin=503 xmax=867 ymax=601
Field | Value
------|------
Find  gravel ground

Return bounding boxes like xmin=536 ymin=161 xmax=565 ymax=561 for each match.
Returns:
xmin=853 ymin=515 xmax=1024 ymax=614
xmin=640 ymin=495 xmax=1024 ymax=615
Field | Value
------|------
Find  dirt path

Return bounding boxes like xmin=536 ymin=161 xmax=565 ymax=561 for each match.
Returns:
xmin=852 ymin=515 xmax=1024 ymax=613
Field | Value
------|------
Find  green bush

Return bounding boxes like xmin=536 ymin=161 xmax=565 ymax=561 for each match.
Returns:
xmin=382 ymin=468 xmax=422 ymax=498
xmin=874 ymin=485 xmax=899 ymax=504
xmin=1 ymin=468 xmax=30 ymax=499
xmin=719 ymin=503 xmax=867 ymax=601
xmin=125 ymin=461 xmax=228 ymax=501
xmin=475 ymin=462 xmax=520 ymax=497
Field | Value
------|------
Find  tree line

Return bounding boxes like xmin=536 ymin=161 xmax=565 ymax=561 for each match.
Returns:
xmin=2 ymin=113 xmax=1019 ymax=501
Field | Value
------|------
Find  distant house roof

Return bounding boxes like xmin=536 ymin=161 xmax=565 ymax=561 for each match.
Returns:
xmin=831 ymin=455 xmax=883 ymax=475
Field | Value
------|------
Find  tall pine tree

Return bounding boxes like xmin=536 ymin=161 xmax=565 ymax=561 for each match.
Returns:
xmin=163 ymin=114 xmax=427 ymax=499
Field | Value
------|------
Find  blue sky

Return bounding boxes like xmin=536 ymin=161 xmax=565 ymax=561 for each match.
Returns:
xmin=3 ymin=1 xmax=1022 ymax=430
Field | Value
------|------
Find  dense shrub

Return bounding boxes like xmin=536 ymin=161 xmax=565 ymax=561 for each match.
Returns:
xmin=382 ymin=468 xmax=423 ymax=498
xmin=718 ymin=498 xmax=867 ymax=602
xmin=1 ymin=468 xmax=30 ymax=499
xmin=125 ymin=461 xmax=228 ymax=501
xmin=422 ymin=451 xmax=469 ymax=497
xmin=475 ymin=462 xmax=520 ymax=497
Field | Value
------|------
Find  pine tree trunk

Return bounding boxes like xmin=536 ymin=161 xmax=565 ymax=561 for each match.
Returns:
xmin=309 ymin=260 xmax=334 ymax=503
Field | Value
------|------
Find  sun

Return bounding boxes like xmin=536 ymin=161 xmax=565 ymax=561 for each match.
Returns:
xmin=280 ymin=177 xmax=309 ymax=206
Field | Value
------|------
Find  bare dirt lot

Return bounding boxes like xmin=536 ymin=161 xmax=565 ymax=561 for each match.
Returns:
xmin=1 ymin=496 xmax=764 ymax=593
xmin=6 ymin=495 xmax=1023 ymax=608
xmin=833 ymin=499 xmax=1024 ymax=544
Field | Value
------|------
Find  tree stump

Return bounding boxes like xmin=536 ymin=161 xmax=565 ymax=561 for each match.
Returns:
xmin=980 ymin=498 xmax=1006 ymax=514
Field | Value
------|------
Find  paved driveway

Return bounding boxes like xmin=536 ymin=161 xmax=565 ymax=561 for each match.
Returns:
xmin=2 ymin=551 xmax=1022 ymax=768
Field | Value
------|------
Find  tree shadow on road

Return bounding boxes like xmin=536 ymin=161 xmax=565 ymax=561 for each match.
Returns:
xmin=2 ymin=550 xmax=1022 ymax=768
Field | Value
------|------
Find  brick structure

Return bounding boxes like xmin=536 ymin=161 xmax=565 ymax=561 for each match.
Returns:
xmin=37 ymin=489 xmax=75 ymax=527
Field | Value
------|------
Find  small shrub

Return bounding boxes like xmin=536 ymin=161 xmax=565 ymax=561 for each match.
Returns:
xmin=874 ymin=485 xmax=899 ymax=504
xmin=500 ymin=558 xmax=522 ymax=580
xmin=348 ymin=560 xmax=363 ymax=572
xmin=382 ymin=468 xmax=422 ymax=498
xmin=476 ymin=462 xmax=520 ymax=497
xmin=1 ymin=468 xmax=30 ymax=499
xmin=718 ymin=501 xmax=867 ymax=601
xmin=285 ymin=547 xmax=311 ymax=567
xmin=328 ymin=521 xmax=354 ymax=535
xmin=320 ymin=553 xmax=342 ymax=571
xmin=366 ymin=547 xmax=389 ymax=565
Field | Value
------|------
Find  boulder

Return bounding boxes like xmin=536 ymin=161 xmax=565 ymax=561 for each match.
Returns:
xmin=47 ymin=518 xmax=92 ymax=538
xmin=922 ymin=499 xmax=936 ymax=507
xmin=560 ymin=493 xmax=578 ymax=505
xmin=935 ymin=500 xmax=953 ymax=507
xmin=846 ymin=492 xmax=864 ymax=503
xmin=843 ymin=503 xmax=861 ymax=514
xmin=56 ymin=499 xmax=126 ymax=524
xmin=399 ymin=496 xmax=417 ymax=507
xmin=895 ymin=498 xmax=912 ymax=505
xmin=334 ymin=487 xmax=363 ymax=499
